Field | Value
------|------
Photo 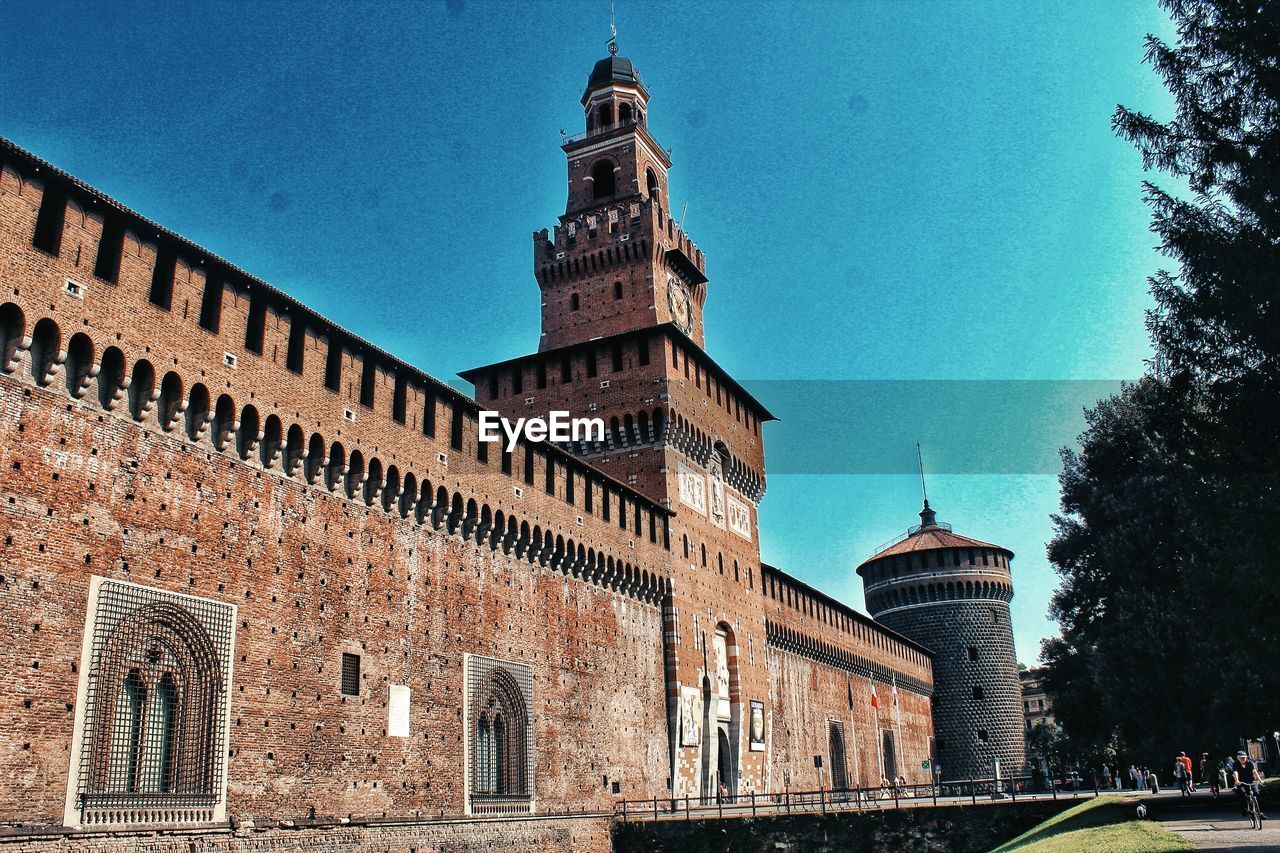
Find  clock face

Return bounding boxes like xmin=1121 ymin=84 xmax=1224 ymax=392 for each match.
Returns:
xmin=667 ymin=276 xmax=692 ymax=333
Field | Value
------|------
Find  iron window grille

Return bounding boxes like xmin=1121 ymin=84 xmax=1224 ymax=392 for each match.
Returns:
xmin=827 ymin=720 xmax=850 ymax=790
xmin=66 ymin=578 xmax=235 ymax=827
xmin=465 ymin=654 xmax=534 ymax=815
xmin=341 ymin=653 xmax=361 ymax=697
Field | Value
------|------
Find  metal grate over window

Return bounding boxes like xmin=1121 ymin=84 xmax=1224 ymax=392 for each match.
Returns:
xmin=68 ymin=578 xmax=235 ymax=827
xmin=341 ymin=653 xmax=361 ymax=696
xmin=465 ymin=654 xmax=534 ymax=816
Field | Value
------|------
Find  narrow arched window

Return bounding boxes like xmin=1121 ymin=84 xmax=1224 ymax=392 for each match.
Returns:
xmin=570 ymin=292 xmax=580 ymax=311
xmin=591 ymin=160 xmax=616 ymax=199
xmin=493 ymin=715 xmax=507 ymax=793
xmin=109 ymin=670 xmax=146 ymax=792
xmin=619 ymin=102 xmax=633 ymax=123
xmin=144 ymin=674 xmax=178 ymax=793
xmin=477 ymin=717 xmax=493 ymax=793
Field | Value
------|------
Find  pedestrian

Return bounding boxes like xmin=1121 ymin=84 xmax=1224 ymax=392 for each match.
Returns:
xmin=1102 ymin=764 xmax=1112 ymax=790
xmin=1148 ymin=767 xmax=1160 ymax=794
xmin=1225 ymin=755 xmax=1238 ymax=788
xmin=1178 ymin=752 xmax=1194 ymax=792
xmin=1174 ymin=755 xmax=1190 ymax=797
xmin=1129 ymin=764 xmax=1138 ymax=791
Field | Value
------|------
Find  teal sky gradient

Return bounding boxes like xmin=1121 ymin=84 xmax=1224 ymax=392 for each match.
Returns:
xmin=0 ymin=0 xmax=1178 ymax=663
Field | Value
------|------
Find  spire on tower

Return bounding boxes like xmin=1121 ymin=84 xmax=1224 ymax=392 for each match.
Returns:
xmin=608 ymin=0 xmax=619 ymax=55
xmin=916 ymin=442 xmax=938 ymax=528
xmin=916 ymin=441 xmax=928 ymax=506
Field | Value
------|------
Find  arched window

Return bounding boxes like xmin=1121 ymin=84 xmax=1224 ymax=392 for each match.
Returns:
xmin=468 ymin=657 xmax=533 ymax=813
xmin=476 ymin=717 xmax=493 ymax=793
xmin=590 ymin=160 xmax=616 ymax=199
xmin=619 ymin=102 xmax=633 ymax=123
xmin=597 ymin=103 xmax=613 ymax=128
xmin=73 ymin=581 xmax=234 ymax=826
xmin=570 ymin=292 xmax=580 ymax=311
xmin=143 ymin=674 xmax=178 ymax=793
xmin=108 ymin=670 xmax=146 ymax=792
xmin=646 ymin=168 xmax=660 ymax=205
xmin=492 ymin=715 xmax=507 ymax=792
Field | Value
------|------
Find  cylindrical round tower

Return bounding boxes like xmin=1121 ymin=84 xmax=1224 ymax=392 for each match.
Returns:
xmin=857 ymin=501 xmax=1025 ymax=782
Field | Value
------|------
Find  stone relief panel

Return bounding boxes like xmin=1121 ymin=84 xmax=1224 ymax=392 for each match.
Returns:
xmin=727 ymin=495 xmax=752 ymax=540
xmin=678 ymin=461 xmax=707 ymax=516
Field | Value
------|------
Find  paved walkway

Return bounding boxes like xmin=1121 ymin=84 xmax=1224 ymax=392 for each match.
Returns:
xmin=1156 ymin=792 xmax=1280 ymax=851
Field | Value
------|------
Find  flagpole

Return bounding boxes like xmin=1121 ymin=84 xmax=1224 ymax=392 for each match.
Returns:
xmin=847 ymin=674 xmax=861 ymax=788
xmin=893 ymin=676 xmax=904 ymax=782
xmin=872 ymin=678 xmax=884 ymax=786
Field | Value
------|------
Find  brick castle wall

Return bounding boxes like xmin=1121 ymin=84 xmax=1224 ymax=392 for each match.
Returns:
xmin=0 ymin=126 xmax=938 ymax=843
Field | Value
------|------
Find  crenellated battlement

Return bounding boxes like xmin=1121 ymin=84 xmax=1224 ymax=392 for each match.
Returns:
xmin=533 ymin=197 xmax=705 ymax=287
xmin=0 ymin=136 xmax=673 ymax=607
xmin=760 ymin=563 xmax=934 ymax=683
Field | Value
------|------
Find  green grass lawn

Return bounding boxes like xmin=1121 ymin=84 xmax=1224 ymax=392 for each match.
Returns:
xmin=990 ymin=796 xmax=1192 ymax=853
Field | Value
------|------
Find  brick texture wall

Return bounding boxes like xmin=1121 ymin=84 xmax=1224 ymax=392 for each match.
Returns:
xmin=0 ymin=114 xmax=939 ymax=847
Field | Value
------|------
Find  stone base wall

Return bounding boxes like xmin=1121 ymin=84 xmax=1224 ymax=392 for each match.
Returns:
xmin=0 ymin=816 xmax=611 ymax=853
xmin=612 ymin=801 xmax=1073 ymax=853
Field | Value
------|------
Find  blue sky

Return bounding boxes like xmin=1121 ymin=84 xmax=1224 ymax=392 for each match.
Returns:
xmin=0 ymin=0 xmax=1177 ymax=663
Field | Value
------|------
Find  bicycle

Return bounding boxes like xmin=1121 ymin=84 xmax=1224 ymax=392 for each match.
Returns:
xmin=1239 ymin=783 xmax=1264 ymax=831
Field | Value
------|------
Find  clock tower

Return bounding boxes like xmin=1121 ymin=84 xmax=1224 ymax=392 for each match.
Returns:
xmin=462 ymin=45 xmax=775 ymax=802
xmin=536 ymin=44 xmax=709 ymax=352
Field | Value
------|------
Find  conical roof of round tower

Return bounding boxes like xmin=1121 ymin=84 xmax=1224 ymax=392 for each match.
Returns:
xmin=856 ymin=501 xmax=1013 ymax=575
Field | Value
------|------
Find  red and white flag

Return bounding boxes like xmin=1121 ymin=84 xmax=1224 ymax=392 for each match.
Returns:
xmin=870 ymin=680 xmax=879 ymax=709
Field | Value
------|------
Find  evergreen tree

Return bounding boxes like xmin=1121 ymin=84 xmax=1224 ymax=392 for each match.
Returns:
xmin=1045 ymin=0 xmax=1280 ymax=763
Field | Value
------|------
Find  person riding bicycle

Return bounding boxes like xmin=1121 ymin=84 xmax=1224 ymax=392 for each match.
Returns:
xmin=1234 ymin=750 xmax=1266 ymax=819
